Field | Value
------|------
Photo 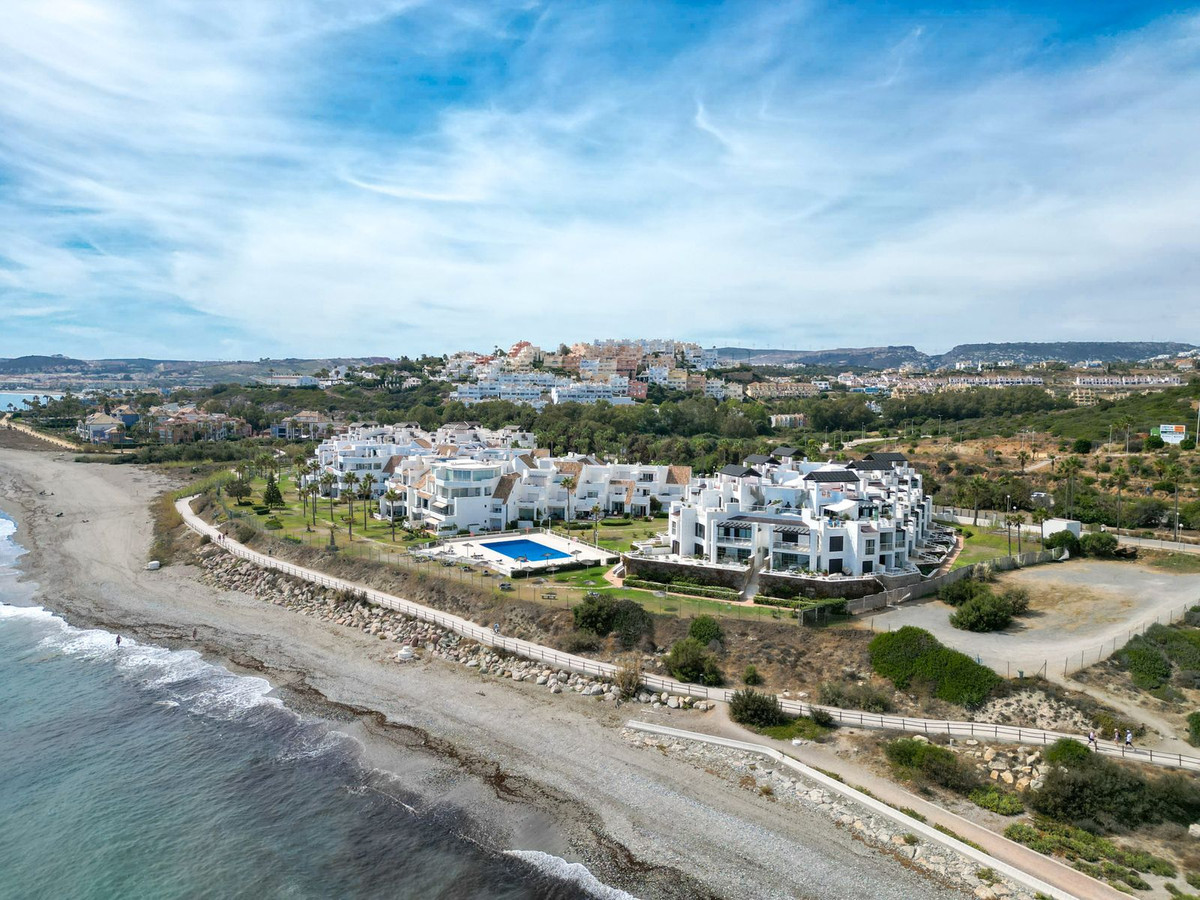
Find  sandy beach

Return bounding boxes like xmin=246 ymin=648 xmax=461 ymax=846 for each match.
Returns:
xmin=0 ymin=443 xmax=966 ymax=900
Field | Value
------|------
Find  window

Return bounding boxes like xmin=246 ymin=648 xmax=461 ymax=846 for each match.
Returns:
xmin=865 ymin=539 xmax=876 ymax=555
xmin=829 ymin=535 xmax=844 ymax=552
xmin=695 ymin=523 xmax=705 ymax=539
xmin=827 ymin=558 xmax=843 ymax=574
xmin=862 ymin=561 xmax=873 ymax=573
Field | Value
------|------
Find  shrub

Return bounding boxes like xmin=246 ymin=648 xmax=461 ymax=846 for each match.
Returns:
xmin=1044 ymin=738 xmax=1091 ymax=767
xmin=1032 ymin=745 xmax=1200 ymax=830
xmin=742 ymin=664 xmax=763 ymax=686
xmin=729 ymin=689 xmax=786 ymax=728
xmin=1001 ymin=587 xmax=1031 ymax=615
xmin=970 ymin=786 xmax=1024 ymax=816
xmin=1119 ymin=636 xmax=1172 ymax=690
xmin=572 ymin=596 xmax=652 ymax=649
xmin=688 ymin=614 xmax=724 ymax=647
xmin=1072 ymin=438 xmax=1093 ymax=455
xmin=869 ymin=626 xmax=1000 ymax=707
xmin=950 ymin=592 xmax=1014 ymax=632
xmin=885 ymin=738 xmax=979 ymax=794
xmin=938 ymin=578 xmax=989 ymax=607
xmin=1189 ymin=711 xmax=1200 ymax=746
xmin=818 ymin=680 xmax=894 ymax=713
xmin=564 ymin=630 xmax=601 ymax=653
xmin=233 ymin=521 xmax=257 ymax=543
xmin=1080 ymin=532 xmax=1118 ymax=558
xmin=1044 ymin=530 xmax=1081 ymax=555
xmin=666 ymin=638 xmax=724 ymax=685
xmin=614 ymin=661 xmax=641 ymax=699
xmin=810 ymin=708 xmax=836 ymax=729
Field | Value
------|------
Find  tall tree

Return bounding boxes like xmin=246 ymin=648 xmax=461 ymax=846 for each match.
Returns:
xmin=360 ymin=473 xmax=377 ymax=530
xmin=1058 ymin=456 xmax=1084 ymax=521
xmin=342 ymin=471 xmax=359 ymax=538
xmin=1031 ymin=507 xmax=1050 ymax=547
xmin=383 ymin=489 xmax=402 ymax=541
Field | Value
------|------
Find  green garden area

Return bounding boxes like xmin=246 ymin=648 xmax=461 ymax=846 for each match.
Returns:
xmin=210 ymin=471 xmax=796 ymax=623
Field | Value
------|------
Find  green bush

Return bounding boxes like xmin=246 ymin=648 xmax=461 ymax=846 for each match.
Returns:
xmin=950 ymin=592 xmax=1014 ymax=632
xmin=666 ymin=638 xmax=724 ymax=685
xmin=970 ymin=786 xmax=1024 ymax=816
xmin=1001 ymin=587 xmax=1031 ymax=615
xmin=1044 ymin=738 xmax=1091 ymax=767
xmin=729 ymin=689 xmax=786 ymax=728
xmin=1188 ymin=711 xmax=1200 ymax=746
xmin=742 ymin=664 xmax=763 ymax=686
xmin=1032 ymin=744 xmax=1200 ymax=830
xmin=1080 ymin=532 xmax=1119 ymax=557
xmin=884 ymin=738 xmax=979 ymax=794
xmin=572 ymin=596 xmax=652 ymax=649
xmin=1044 ymin=530 xmax=1081 ymax=555
xmin=937 ymin=578 xmax=990 ymax=607
xmin=869 ymin=627 xmax=1000 ymax=707
xmin=1119 ymin=636 xmax=1172 ymax=689
xmin=688 ymin=614 xmax=724 ymax=647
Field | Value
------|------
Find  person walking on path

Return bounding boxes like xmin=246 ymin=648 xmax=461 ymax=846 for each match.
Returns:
xmin=1125 ymin=729 xmax=1133 ymax=750
xmin=1114 ymin=728 xmax=1120 ymax=746
xmin=1087 ymin=730 xmax=1096 ymax=751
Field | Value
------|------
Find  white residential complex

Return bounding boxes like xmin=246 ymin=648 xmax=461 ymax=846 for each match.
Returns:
xmin=304 ymin=423 xmax=690 ymax=535
xmin=663 ymin=452 xmax=937 ymax=578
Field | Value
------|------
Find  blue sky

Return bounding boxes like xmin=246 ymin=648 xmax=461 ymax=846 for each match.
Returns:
xmin=1 ymin=1 xmax=1197 ymax=359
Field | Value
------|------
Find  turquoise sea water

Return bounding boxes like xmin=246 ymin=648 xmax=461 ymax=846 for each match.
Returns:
xmin=0 ymin=514 xmax=623 ymax=900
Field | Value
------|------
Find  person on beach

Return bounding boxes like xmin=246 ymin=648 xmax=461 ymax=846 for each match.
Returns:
xmin=115 ymin=634 xmax=121 ymax=648
xmin=192 ymin=628 xmax=197 ymax=640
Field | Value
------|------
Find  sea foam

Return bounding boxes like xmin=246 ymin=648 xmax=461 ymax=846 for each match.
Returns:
xmin=504 ymin=850 xmax=641 ymax=900
xmin=0 ymin=601 xmax=283 ymax=721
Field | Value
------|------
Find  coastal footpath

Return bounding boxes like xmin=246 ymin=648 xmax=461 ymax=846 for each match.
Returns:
xmin=0 ymin=442 xmax=976 ymax=900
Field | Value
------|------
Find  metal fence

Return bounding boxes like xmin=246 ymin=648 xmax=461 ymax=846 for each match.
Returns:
xmin=178 ymin=496 xmax=1200 ymax=773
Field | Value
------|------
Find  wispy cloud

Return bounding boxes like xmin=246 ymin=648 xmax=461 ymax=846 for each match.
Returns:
xmin=0 ymin=1 xmax=1198 ymax=358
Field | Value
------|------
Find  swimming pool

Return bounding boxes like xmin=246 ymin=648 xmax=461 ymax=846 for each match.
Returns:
xmin=481 ymin=538 xmax=571 ymax=562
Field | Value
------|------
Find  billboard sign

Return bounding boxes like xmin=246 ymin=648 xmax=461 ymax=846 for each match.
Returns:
xmin=1159 ymin=424 xmax=1187 ymax=445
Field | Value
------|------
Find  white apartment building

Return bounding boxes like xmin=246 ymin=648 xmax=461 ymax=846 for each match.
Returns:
xmin=378 ymin=452 xmax=692 ymax=535
xmin=664 ymin=452 xmax=935 ymax=578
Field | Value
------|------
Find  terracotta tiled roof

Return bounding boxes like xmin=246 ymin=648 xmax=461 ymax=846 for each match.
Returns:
xmin=666 ymin=465 xmax=692 ymax=485
xmin=381 ymin=454 xmax=406 ymax=475
xmin=554 ymin=461 xmax=583 ymax=477
xmin=492 ymin=473 xmax=520 ymax=503
xmin=412 ymin=438 xmax=432 ymax=448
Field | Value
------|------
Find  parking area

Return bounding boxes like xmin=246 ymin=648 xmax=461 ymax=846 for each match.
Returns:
xmin=858 ymin=560 xmax=1200 ymax=677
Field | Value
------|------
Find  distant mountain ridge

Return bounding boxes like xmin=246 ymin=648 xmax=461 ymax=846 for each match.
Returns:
xmin=716 ymin=342 xmax=1197 ymax=369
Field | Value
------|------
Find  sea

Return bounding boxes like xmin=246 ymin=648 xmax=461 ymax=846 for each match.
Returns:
xmin=0 ymin=512 xmax=627 ymax=900
xmin=0 ymin=391 xmax=62 ymax=412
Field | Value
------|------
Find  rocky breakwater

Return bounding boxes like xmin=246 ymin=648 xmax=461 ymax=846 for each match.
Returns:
xmin=623 ymin=731 xmax=1043 ymax=900
xmin=196 ymin=548 xmax=713 ymax=711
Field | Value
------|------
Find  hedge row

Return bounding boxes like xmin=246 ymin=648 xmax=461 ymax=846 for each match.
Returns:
xmin=753 ymin=595 xmax=848 ymax=614
xmin=624 ymin=578 xmax=741 ymax=601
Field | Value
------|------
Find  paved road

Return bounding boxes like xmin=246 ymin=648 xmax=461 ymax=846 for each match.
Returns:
xmin=178 ymin=496 xmax=1200 ymax=772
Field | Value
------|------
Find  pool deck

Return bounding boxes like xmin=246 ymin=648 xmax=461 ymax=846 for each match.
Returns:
xmin=432 ymin=530 xmax=616 ymax=575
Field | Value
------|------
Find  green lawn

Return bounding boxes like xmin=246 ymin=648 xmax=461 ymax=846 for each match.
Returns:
xmin=1143 ymin=550 xmax=1200 ymax=574
xmin=951 ymin=528 xmax=1033 ymax=569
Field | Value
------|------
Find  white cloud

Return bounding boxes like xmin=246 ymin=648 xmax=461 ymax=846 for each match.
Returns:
xmin=0 ymin=1 xmax=1198 ymax=357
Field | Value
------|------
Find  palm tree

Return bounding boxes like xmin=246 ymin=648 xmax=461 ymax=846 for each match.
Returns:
xmin=319 ymin=472 xmax=336 ymax=521
xmin=1059 ymin=456 xmax=1084 ymax=521
xmin=1112 ymin=464 xmax=1128 ymax=536
xmin=1016 ymin=450 xmax=1030 ymax=473
xmin=342 ymin=472 xmax=359 ymax=538
xmin=1119 ymin=415 xmax=1134 ymax=454
xmin=560 ymin=475 xmax=577 ymax=522
xmin=360 ymin=473 xmax=377 ymax=531
xmin=1032 ymin=507 xmax=1050 ymax=547
xmin=967 ymin=475 xmax=988 ymax=526
xmin=383 ymin=489 xmax=402 ymax=541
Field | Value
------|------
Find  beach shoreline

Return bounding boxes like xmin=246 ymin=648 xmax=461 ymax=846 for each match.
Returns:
xmin=0 ymin=444 xmax=965 ymax=900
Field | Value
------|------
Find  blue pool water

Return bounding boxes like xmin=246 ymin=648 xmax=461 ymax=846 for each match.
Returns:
xmin=483 ymin=539 xmax=571 ymax=562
